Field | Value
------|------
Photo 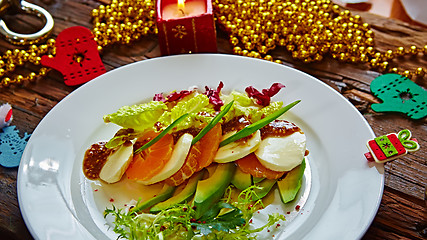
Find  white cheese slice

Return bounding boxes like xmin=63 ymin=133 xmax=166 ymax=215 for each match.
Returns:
xmin=255 ymin=132 xmax=306 ymax=171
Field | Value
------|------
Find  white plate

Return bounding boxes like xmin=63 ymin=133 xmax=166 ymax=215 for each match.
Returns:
xmin=18 ymin=54 xmax=384 ymax=240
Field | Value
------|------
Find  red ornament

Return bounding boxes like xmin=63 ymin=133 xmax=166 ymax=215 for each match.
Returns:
xmin=156 ymin=0 xmax=217 ymax=55
xmin=41 ymin=26 xmax=106 ymax=86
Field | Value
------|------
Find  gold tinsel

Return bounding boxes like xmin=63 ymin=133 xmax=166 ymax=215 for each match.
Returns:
xmin=1 ymin=0 xmax=426 ymax=87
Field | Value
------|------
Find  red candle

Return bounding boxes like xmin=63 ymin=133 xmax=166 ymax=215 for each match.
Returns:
xmin=156 ymin=0 xmax=217 ymax=55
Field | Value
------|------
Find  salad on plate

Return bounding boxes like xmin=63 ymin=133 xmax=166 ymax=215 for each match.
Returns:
xmin=82 ymin=82 xmax=308 ymax=239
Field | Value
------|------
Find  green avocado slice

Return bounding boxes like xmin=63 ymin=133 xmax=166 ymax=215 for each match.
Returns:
xmin=150 ymin=170 xmax=205 ymax=213
xmin=231 ymin=166 xmax=252 ymax=190
xmin=252 ymin=176 xmax=265 ymax=184
xmin=252 ymin=178 xmax=277 ymax=201
xmin=130 ymin=183 xmax=176 ymax=214
xmin=193 ymin=163 xmax=236 ymax=219
xmin=277 ymin=159 xmax=306 ymax=203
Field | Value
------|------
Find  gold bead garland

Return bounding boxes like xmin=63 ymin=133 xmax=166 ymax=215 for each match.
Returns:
xmin=0 ymin=0 xmax=426 ymax=88
xmin=212 ymin=0 xmax=426 ymax=79
xmin=91 ymin=0 xmax=158 ymax=52
xmin=0 ymin=39 xmax=56 ymax=87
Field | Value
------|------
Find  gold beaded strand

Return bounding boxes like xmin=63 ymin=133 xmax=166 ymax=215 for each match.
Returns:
xmin=1 ymin=0 xmax=425 ymax=88
xmin=91 ymin=0 xmax=158 ymax=52
xmin=0 ymin=39 xmax=56 ymax=87
xmin=213 ymin=0 xmax=426 ymax=79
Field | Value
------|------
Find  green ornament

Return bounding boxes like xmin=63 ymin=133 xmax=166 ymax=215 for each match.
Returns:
xmin=370 ymin=73 xmax=427 ymax=120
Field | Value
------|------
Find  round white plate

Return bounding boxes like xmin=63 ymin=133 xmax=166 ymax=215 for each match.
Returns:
xmin=18 ymin=54 xmax=384 ymax=240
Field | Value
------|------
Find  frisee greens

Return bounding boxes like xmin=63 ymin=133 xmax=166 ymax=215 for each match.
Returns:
xmin=104 ymin=186 xmax=285 ymax=240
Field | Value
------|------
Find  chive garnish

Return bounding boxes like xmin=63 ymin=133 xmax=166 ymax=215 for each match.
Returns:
xmin=134 ymin=113 xmax=189 ymax=154
xmin=191 ymin=101 xmax=234 ymax=145
xmin=219 ymin=100 xmax=301 ymax=147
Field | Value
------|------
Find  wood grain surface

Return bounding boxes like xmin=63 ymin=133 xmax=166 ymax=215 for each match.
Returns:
xmin=0 ymin=1 xmax=425 ymax=239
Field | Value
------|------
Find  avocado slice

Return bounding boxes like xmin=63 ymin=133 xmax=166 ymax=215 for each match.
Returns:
xmin=150 ymin=170 xmax=205 ymax=213
xmin=277 ymin=158 xmax=306 ymax=203
xmin=193 ymin=163 xmax=236 ymax=219
xmin=130 ymin=184 xmax=176 ymax=214
xmin=231 ymin=166 xmax=252 ymax=190
xmin=252 ymin=176 xmax=265 ymax=184
xmin=252 ymin=178 xmax=277 ymax=201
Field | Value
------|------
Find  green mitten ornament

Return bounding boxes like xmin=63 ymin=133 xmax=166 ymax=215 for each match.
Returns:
xmin=370 ymin=74 xmax=427 ymax=119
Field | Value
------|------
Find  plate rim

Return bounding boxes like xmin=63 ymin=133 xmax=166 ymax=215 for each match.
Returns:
xmin=17 ymin=53 xmax=384 ymax=240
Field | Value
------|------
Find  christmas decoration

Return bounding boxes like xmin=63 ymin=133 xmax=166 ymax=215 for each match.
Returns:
xmin=370 ymin=74 xmax=427 ymax=119
xmin=0 ymin=0 xmax=426 ymax=89
xmin=0 ymin=126 xmax=31 ymax=168
xmin=156 ymin=0 xmax=217 ymax=55
xmin=41 ymin=26 xmax=106 ymax=86
xmin=0 ymin=103 xmax=13 ymax=129
xmin=365 ymin=129 xmax=420 ymax=163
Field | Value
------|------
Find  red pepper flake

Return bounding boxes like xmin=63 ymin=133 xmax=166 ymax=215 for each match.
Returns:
xmin=267 ymin=229 xmax=270 ymax=232
xmin=249 ymin=219 xmax=253 ymax=223
xmin=287 ymin=211 xmax=290 ymax=214
xmin=109 ymin=198 xmax=114 ymax=202
xmin=245 ymin=83 xmax=285 ymax=106
xmin=94 ymin=189 xmax=98 ymax=192
xmin=272 ymin=235 xmax=275 ymax=238
xmin=295 ymin=205 xmax=300 ymax=211
xmin=203 ymin=81 xmax=224 ymax=110
xmin=276 ymin=223 xmax=281 ymax=228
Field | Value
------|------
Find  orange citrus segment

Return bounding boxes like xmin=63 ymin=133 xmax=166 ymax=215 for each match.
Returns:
xmin=164 ymin=144 xmax=200 ymax=186
xmin=236 ymin=153 xmax=286 ymax=179
xmin=195 ymin=123 xmax=222 ymax=172
xmin=126 ymin=131 xmax=174 ymax=181
xmin=164 ymin=124 xmax=222 ymax=186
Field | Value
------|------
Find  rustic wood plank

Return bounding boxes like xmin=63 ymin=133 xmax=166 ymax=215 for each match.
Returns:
xmin=363 ymin=187 xmax=427 ymax=240
xmin=0 ymin=1 xmax=425 ymax=240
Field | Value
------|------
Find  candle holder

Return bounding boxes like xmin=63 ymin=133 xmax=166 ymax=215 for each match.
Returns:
xmin=156 ymin=0 xmax=217 ymax=55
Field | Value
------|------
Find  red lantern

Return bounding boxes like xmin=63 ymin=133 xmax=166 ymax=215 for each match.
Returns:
xmin=156 ymin=0 xmax=217 ymax=55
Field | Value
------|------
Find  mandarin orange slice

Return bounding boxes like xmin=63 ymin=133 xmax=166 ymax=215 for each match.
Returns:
xmin=195 ymin=123 xmax=222 ymax=172
xmin=164 ymin=143 xmax=200 ymax=186
xmin=165 ymin=123 xmax=222 ymax=186
xmin=126 ymin=131 xmax=174 ymax=181
xmin=236 ymin=153 xmax=286 ymax=179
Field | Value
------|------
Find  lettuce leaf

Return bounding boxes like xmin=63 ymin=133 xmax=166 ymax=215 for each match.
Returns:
xmin=222 ymin=91 xmax=259 ymax=122
xmin=103 ymin=101 xmax=167 ymax=131
xmin=251 ymin=101 xmax=283 ymax=122
xmin=158 ymin=94 xmax=214 ymax=130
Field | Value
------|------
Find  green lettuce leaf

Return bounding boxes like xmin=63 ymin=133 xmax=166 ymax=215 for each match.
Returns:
xmin=158 ymin=94 xmax=214 ymax=131
xmin=251 ymin=101 xmax=284 ymax=122
xmin=103 ymin=101 xmax=167 ymax=131
xmin=222 ymin=91 xmax=259 ymax=122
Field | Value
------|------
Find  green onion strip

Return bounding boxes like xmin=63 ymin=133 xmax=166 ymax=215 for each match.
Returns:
xmin=191 ymin=101 xmax=234 ymax=145
xmin=134 ymin=113 xmax=190 ymax=154
xmin=219 ymin=100 xmax=301 ymax=147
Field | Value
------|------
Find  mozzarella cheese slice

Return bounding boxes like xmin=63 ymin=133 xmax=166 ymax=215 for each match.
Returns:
xmin=99 ymin=143 xmax=134 ymax=184
xmin=214 ymin=130 xmax=261 ymax=163
xmin=255 ymin=132 xmax=306 ymax=172
xmin=138 ymin=133 xmax=193 ymax=185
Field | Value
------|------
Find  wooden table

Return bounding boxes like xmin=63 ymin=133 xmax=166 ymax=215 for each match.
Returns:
xmin=0 ymin=1 xmax=425 ymax=239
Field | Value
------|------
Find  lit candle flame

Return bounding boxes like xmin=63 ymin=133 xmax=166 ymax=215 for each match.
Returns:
xmin=178 ymin=0 xmax=185 ymax=15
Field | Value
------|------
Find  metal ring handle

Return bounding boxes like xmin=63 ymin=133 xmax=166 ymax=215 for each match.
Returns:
xmin=0 ymin=1 xmax=54 ymax=45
